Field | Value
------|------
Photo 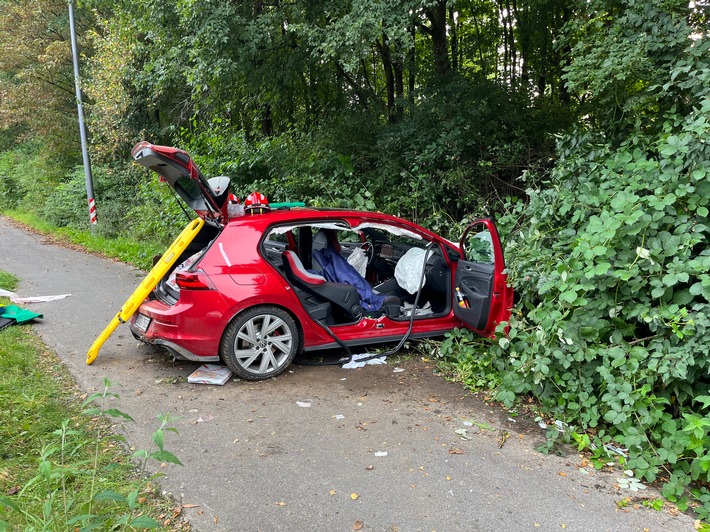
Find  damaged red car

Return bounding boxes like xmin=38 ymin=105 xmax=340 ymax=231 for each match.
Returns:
xmin=127 ymin=142 xmax=514 ymax=380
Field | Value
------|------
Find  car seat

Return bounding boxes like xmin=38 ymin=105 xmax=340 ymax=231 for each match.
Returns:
xmin=282 ymin=250 xmax=364 ymax=322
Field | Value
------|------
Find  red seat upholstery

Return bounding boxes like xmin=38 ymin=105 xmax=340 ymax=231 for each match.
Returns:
xmin=282 ymin=251 xmax=326 ymax=285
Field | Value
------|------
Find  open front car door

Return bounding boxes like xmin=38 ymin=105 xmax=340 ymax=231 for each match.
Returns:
xmin=452 ymin=218 xmax=514 ymax=337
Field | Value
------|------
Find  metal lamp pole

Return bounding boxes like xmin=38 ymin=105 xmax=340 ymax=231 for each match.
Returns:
xmin=68 ymin=0 xmax=97 ymax=226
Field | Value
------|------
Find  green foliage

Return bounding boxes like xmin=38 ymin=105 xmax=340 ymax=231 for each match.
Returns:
xmin=43 ymin=162 xmax=144 ymax=238
xmin=441 ymin=0 xmax=710 ymax=517
xmin=438 ymin=328 xmax=504 ymax=390
xmin=0 ymin=378 xmax=181 ymax=530
xmin=0 ymin=142 xmax=70 ymax=213
xmin=0 ymin=299 xmax=180 ymax=530
xmin=0 ymin=270 xmax=18 ymax=291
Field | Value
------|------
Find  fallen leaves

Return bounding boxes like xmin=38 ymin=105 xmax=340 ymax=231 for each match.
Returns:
xmin=448 ymin=448 xmax=465 ymax=455
xmin=354 ymin=520 xmax=364 ymax=530
xmin=351 ymin=493 xmax=360 ymax=500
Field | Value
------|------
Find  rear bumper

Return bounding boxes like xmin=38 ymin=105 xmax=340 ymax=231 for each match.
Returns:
xmin=129 ymin=295 xmax=228 ymax=360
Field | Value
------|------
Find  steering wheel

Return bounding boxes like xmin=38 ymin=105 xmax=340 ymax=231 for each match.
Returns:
xmin=361 ymin=241 xmax=375 ymax=265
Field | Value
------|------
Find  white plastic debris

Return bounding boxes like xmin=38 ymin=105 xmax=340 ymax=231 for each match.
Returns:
xmin=454 ymin=428 xmax=471 ymax=440
xmin=334 ymin=414 xmax=345 ymax=420
xmin=342 ymin=353 xmax=387 ymax=369
xmin=617 ymin=476 xmax=646 ymax=491
xmin=296 ymin=401 xmax=311 ymax=408
xmin=10 ymin=294 xmax=71 ymax=304
xmin=537 ymin=419 xmax=573 ymax=433
xmin=604 ymin=444 xmax=628 ymax=457
xmin=0 ymin=288 xmax=71 ymax=304
xmin=374 ymin=451 xmax=388 ymax=457
xmin=393 ymin=367 xmax=405 ymax=373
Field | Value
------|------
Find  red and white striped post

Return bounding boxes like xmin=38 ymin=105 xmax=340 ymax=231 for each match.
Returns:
xmin=88 ymin=197 xmax=97 ymax=224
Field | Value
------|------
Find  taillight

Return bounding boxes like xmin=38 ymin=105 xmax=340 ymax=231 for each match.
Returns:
xmin=175 ymin=271 xmax=213 ymax=290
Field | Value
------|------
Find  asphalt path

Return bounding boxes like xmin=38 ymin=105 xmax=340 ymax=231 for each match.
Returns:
xmin=0 ymin=217 xmax=694 ymax=531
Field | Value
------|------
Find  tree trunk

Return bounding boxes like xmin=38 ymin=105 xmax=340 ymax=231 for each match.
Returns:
xmin=377 ymin=34 xmax=397 ymax=123
xmin=260 ymin=103 xmax=273 ymax=137
xmin=425 ymin=1 xmax=450 ymax=77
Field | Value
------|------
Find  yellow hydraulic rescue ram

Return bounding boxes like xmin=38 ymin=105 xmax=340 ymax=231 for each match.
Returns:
xmin=86 ymin=217 xmax=205 ymax=365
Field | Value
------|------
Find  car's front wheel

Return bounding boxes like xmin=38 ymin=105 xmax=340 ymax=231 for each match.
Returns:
xmin=221 ymin=306 xmax=299 ymax=380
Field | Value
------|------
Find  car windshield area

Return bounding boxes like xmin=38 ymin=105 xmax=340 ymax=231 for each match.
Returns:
xmin=262 ymin=221 xmax=452 ymax=325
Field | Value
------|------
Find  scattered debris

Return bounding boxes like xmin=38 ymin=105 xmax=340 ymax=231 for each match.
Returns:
xmin=342 ymin=353 xmax=387 ymax=369
xmin=617 ymin=476 xmax=646 ymax=491
xmin=196 ymin=415 xmax=214 ymax=423
xmin=374 ymin=451 xmax=388 ymax=457
xmin=537 ymin=418 xmax=574 ymax=433
xmin=334 ymin=414 xmax=345 ymax=420
xmin=11 ymin=294 xmax=71 ymax=304
xmin=0 ymin=304 xmax=44 ymax=331
xmin=187 ymin=364 xmax=232 ymax=385
xmin=393 ymin=367 xmax=405 ymax=373
xmin=454 ymin=428 xmax=471 ymax=440
xmin=296 ymin=401 xmax=311 ymax=408
xmin=351 ymin=493 xmax=360 ymax=500
xmin=604 ymin=443 xmax=629 ymax=457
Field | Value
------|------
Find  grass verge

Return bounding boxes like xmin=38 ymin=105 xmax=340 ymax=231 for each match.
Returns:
xmin=0 ymin=271 xmax=188 ymax=530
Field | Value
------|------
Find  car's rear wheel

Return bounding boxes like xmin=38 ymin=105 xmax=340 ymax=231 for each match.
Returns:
xmin=221 ymin=306 xmax=299 ymax=380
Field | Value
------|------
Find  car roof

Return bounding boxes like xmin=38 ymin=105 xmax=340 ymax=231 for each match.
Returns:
xmin=226 ymin=207 xmax=456 ymax=245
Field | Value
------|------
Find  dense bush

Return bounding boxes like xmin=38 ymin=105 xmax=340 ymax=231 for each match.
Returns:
xmin=443 ymin=3 xmax=710 ymax=516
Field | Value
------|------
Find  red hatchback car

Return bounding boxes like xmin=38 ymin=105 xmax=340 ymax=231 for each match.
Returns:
xmin=127 ymin=142 xmax=514 ymax=380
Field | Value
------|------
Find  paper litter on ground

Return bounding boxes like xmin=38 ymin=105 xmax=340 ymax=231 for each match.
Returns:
xmin=11 ymin=294 xmax=71 ymax=304
xmin=342 ymin=353 xmax=387 ymax=369
xmin=187 ymin=364 xmax=232 ymax=385
xmin=0 ymin=288 xmax=71 ymax=304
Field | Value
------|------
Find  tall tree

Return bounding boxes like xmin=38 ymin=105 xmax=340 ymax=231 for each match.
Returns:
xmin=0 ymin=0 xmax=82 ymax=158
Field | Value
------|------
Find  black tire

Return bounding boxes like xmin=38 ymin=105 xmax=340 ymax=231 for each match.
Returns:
xmin=220 ymin=306 xmax=300 ymax=381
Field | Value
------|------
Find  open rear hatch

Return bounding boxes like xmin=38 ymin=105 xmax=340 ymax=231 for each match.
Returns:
xmin=131 ymin=141 xmax=229 ymax=224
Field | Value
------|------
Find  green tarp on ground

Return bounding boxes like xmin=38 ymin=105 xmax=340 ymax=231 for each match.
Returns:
xmin=0 ymin=305 xmax=43 ymax=330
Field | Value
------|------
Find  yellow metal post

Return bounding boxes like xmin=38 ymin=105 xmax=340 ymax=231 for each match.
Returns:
xmin=86 ymin=217 xmax=205 ymax=364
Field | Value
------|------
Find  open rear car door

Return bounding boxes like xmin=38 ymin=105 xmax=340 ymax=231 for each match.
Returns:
xmin=131 ymin=141 xmax=229 ymax=223
xmin=452 ymin=218 xmax=514 ymax=337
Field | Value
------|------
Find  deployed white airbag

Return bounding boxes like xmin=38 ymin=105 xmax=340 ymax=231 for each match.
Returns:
xmin=394 ymin=247 xmax=427 ymax=294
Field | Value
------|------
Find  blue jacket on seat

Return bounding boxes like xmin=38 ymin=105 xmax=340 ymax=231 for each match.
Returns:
xmin=313 ymin=248 xmax=386 ymax=311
